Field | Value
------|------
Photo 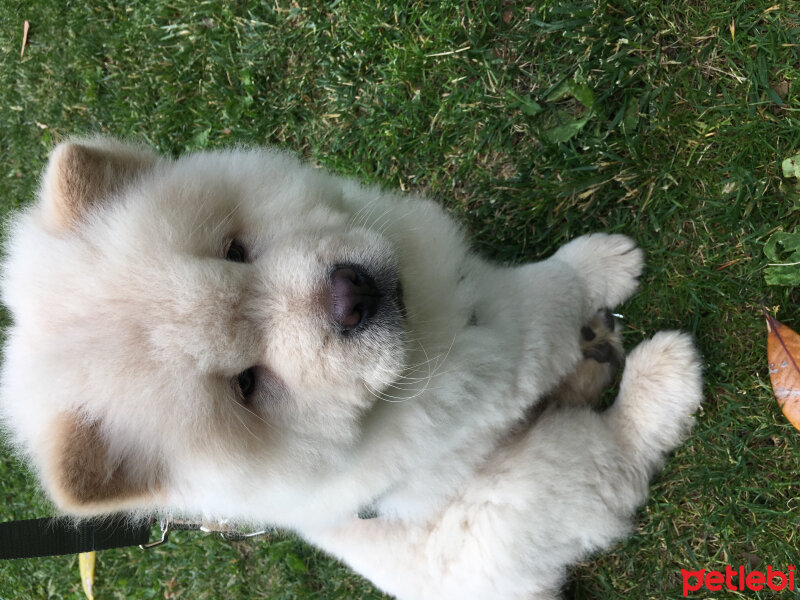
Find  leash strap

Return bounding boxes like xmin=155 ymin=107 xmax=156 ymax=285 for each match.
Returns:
xmin=0 ymin=516 xmax=151 ymax=559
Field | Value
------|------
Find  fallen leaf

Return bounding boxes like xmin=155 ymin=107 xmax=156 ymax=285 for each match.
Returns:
xmin=772 ymin=79 xmax=789 ymax=100
xmin=765 ymin=310 xmax=800 ymax=431
xmin=542 ymin=111 xmax=593 ymax=143
xmin=621 ymin=97 xmax=640 ymax=133
xmin=546 ymin=80 xmax=595 ymax=109
xmin=782 ymin=153 xmax=800 ymax=179
xmin=79 ymin=551 xmax=95 ymax=600
xmin=21 ymin=20 xmax=29 ymax=58
xmin=764 ymin=231 xmax=800 ymax=286
xmin=505 ymin=90 xmax=542 ymax=117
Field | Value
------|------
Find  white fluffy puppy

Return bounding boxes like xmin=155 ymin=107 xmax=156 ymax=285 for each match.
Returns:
xmin=0 ymin=138 xmax=702 ymax=599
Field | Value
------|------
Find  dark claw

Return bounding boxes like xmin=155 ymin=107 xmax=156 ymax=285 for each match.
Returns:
xmin=602 ymin=308 xmax=615 ymax=331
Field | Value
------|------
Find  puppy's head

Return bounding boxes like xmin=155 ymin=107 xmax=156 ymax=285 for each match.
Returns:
xmin=0 ymin=139 xmax=407 ymax=515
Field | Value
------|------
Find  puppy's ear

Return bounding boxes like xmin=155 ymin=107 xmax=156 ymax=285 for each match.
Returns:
xmin=40 ymin=138 xmax=157 ymax=231
xmin=45 ymin=413 xmax=161 ymax=515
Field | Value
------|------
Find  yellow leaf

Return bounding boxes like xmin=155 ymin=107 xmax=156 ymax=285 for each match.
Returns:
xmin=79 ymin=551 xmax=96 ymax=600
xmin=765 ymin=311 xmax=800 ymax=431
xmin=21 ymin=20 xmax=29 ymax=58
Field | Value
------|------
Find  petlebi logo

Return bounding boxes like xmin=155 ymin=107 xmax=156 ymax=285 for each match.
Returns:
xmin=682 ymin=565 xmax=796 ymax=596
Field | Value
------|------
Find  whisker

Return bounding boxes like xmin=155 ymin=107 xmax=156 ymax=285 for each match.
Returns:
xmin=208 ymin=203 xmax=241 ymax=239
xmin=365 ymin=382 xmax=432 ymax=403
xmin=229 ymin=400 xmax=261 ymax=441
xmin=349 ymin=199 xmax=380 ymax=229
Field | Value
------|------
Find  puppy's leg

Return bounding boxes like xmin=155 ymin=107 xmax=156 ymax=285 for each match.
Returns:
xmin=464 ymin=332 xmax=700 ymax=596
xmin=509 ymin=234 xmax=640 ymax=405
xmin=510 ymin=236 xmax=641 ymax=400
xmin=306 ymin=514 xmax=563 ymax=600
xmin=518 ymin=332 xmax=702 ymax=566
xmin=468 ymin=332 xmax=702 ymax=597
xmin=603 ymin=331 xmax=703 ymax=467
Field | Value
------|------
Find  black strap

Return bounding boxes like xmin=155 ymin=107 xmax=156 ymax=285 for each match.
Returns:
xmin=0 ymin=515 xmax=151 ymax=559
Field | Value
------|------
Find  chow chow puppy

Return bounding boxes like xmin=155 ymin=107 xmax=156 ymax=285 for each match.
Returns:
xmin=0 ymin=137 xmax=703 ymax=599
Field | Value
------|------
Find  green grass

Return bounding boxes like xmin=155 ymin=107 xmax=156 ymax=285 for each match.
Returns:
xmin=1 ymin=0 xmax=800 ymax=598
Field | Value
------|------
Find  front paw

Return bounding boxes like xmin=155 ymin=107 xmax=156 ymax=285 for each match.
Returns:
xmin=553 ymin=233 xmax=644 ymax=310
xmin=612 ymin=331 xmax=703 ymax=456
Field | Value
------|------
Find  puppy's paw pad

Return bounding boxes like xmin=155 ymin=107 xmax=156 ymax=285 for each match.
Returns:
xmin=580 ymin=309 xmax=623 ymax=366
xmin=548 ymin=310 xmax=623 ymax=409
xmin=584 ymin=342 xmax=615 ymax=364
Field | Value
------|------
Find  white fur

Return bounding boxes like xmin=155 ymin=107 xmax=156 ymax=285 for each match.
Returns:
xmin=0 ymin=140 xmax=703 ymax=599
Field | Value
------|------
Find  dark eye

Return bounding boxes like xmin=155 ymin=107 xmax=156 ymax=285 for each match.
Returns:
xmin=225 ymin=240 xmax=247 ymax=263
xmin=235 ymin=367 xmax=257 ymax=401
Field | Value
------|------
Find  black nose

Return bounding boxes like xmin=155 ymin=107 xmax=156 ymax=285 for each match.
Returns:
xmin=329 ymin=266 xmax=381 ymax=331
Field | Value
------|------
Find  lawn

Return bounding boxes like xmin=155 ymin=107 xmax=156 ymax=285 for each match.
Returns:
xmin=1 ymin=1 xmax=799 ymax=598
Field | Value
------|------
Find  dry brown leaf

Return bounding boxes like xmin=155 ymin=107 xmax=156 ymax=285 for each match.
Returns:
xmin=772 ymin=79 xmax=789 ymax=100
xmin=765 ymin=310 xmax=800 ymax=431
xmin=21 ymin=20 xmax=29 ymax=59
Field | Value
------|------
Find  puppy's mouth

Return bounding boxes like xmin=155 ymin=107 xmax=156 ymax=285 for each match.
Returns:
xmin=327 ymin=264 xmax=405 ymax=334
